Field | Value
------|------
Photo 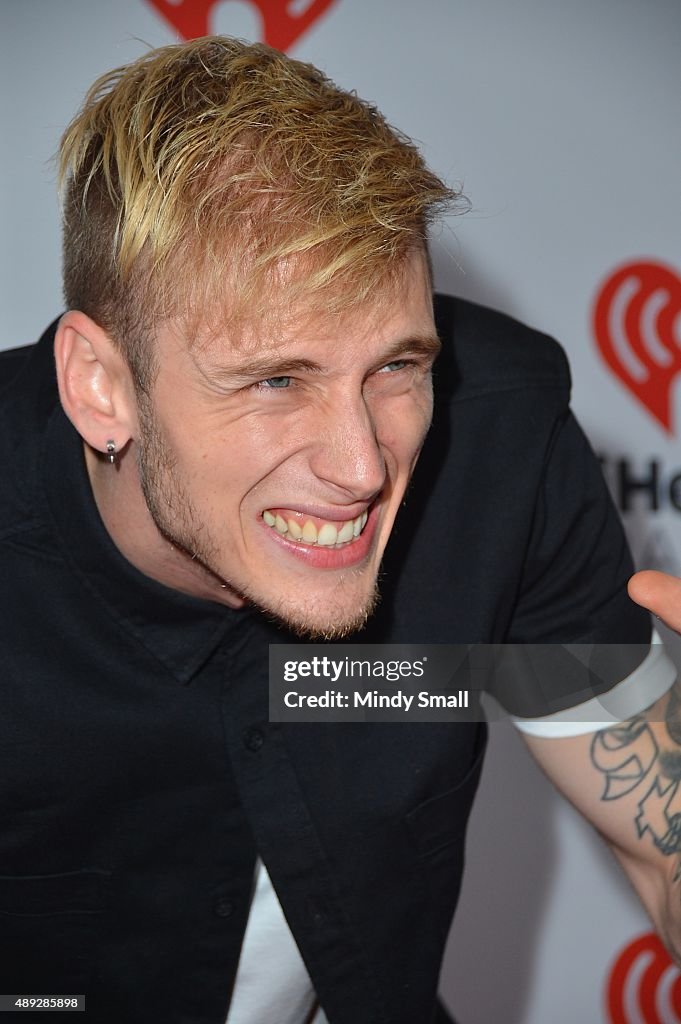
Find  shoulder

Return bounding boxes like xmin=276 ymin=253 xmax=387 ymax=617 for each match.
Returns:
xmin=0 ymin=344 xmax=34 ymax=385
xmin=433 ymin=293 xmax=570 ymax=399
xmin=0 ymin=319 xmax=59 ymax=401
xmin=0 ymin=320 xmax=61 ymax=537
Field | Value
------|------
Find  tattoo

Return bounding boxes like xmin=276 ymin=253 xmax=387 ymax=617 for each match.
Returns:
xmin=590 ymin=682 xmax=681 ymax=878
xmin=660 ymin=749 xmax=681 ymax=781
xmin=591 ymin=716 xmax=657 ymax=800
xmin=665 ymin=685 xmax=681 ymax=746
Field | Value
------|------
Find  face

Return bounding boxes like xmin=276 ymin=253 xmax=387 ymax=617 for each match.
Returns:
xmin=134 ymin=251 xmax=439 ymax=638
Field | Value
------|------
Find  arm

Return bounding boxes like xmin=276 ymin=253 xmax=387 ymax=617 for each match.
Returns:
xmin=522 ymin=678 xmax=681 ymax=965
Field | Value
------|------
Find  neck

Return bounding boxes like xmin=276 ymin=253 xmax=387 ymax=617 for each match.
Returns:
xmin=84 ymin=441 xmax=246 ymax=609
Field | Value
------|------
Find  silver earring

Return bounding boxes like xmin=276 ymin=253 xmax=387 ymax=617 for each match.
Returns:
xmin=106 ymin=440 xmax=117 ymax=465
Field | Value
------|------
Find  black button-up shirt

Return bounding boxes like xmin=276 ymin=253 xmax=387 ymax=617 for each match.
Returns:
xmin=0 ymin=297 xmax=648 ymax=1023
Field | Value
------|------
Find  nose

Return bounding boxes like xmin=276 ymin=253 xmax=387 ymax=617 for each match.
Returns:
xmin=309 ymin=391 xmax=387 ymax=501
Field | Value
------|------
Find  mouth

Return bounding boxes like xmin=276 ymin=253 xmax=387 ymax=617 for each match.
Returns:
xmin=262 ymin=508 xmax=369 ymax=549
xmin=260 ymin=502 xmax=379 ymax=571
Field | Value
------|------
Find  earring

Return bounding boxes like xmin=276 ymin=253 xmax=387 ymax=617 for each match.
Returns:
xmin=106 ymin=440 xmax=117 ymax=465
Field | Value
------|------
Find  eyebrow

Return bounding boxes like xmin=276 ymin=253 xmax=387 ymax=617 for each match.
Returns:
xmin=376 ymin=333 xmax=442 ymax=364
xmin=201 ymin=333 xmax=442 ymax=387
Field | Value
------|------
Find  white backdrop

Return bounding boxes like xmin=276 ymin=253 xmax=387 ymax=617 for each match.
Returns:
xmin=2 ymin=2 xmax=680 ymax=1021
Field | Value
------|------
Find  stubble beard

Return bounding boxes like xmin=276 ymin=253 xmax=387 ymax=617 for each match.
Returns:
xmin=134 ymin=396 xmax=379 ymax=639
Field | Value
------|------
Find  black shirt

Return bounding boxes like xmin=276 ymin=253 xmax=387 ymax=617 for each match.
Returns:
xmin=0 ymin=297 xmax=649 ymax=1023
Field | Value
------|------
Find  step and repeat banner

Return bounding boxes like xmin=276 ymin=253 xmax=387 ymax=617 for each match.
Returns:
xmin=2 ymin=2 xmax=678 ymax=1021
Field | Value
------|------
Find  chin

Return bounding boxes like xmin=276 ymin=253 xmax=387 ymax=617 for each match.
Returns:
xmin=250 ymin=576 xmax=380 ymax=641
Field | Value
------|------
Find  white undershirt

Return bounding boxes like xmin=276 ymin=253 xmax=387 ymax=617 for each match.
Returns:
xmin=226 ymin=859 xmax=328 ymax=1024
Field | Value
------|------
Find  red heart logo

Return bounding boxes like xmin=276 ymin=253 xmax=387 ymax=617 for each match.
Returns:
xmin=145 ymin=0 xmax=338 ymax=52
xmin=593 ymin=260 xmax=681 ymax=435
xmin=607 ymin=932 xmax=681 ymax=1022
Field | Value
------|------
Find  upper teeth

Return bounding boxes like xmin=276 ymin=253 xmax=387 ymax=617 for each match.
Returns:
xmin=263 ymin=510 xmax=368 ymax=546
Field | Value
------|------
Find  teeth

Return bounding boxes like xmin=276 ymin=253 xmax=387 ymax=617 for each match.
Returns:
xmin=263 ymin=510 xmax=369 ymax=547
xmin=317 ymin=523 xmax=338 ymax=546
xmin=337 ymin=520 xmax=354 ymax=544
xmin=274 ymin=514 xmax=288 ymax=535
xmin=302 ymin=521 xmax=318 ymax=543
xmin=287 ymin=518 xmax=302 ymax=540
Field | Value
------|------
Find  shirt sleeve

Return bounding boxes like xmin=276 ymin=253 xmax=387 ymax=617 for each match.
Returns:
xmin=511 ymin=630 xmax=677 ymax=736
xmin=486 ymin=409 xmax=658 ymax=718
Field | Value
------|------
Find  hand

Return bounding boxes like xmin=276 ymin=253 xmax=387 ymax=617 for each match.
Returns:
xmin=628 ymin=570 xmax=681 ymax=633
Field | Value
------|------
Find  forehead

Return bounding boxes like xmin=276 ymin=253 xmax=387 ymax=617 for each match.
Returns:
xmin=184 ymin=249 xmax=435 ymax=366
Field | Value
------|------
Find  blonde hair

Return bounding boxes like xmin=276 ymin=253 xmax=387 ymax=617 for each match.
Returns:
xmin=59 ymin=36 xmax=462 ymax=385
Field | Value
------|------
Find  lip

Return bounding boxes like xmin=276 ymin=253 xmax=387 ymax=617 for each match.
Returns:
xmin=260 ymin=501 xmax=380 ymax=570
xmin=264 ymin=502 xmax=373 ymax=524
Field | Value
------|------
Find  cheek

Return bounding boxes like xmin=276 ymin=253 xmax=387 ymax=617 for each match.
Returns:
xmin=376 ymin=388 xmax=434 ymax=461
xmin=180 ymin=416 xmax=309 ymax=504
xmin=245 ymin=413 xmax=308 ymax=457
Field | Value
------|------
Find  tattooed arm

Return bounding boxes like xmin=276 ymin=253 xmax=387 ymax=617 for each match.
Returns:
xmin=523 ymin=683 xmax=681 ymax=964
xmin=523 ymin=570 xmax=681 ymax=963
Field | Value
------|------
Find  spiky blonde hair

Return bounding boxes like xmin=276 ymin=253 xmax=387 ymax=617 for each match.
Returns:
xmin=59 ymin=36 xmax=461 ymax=385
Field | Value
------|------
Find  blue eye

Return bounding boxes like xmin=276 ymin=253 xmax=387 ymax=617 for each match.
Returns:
xmin=380 ymin=360 xmax=408 ymax=372
xmin=260 ymin=376 xmax=291 ymax=389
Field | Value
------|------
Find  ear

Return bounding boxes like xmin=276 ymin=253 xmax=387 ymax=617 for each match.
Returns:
xmin=54 ymin=310 xmax=137 ymax=456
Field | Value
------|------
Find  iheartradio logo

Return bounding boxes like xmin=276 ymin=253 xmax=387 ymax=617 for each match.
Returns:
xmin=607 ymin=933 xmax=681 ymax=1023
xmin=145 ymin=0 xmax=338 ymax=51
xmin=593 ymin=260 xmax=681 ymax=435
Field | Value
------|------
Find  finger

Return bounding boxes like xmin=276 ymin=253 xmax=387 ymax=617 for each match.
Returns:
xmin=628 ymin=570 xmax=681 ymax=633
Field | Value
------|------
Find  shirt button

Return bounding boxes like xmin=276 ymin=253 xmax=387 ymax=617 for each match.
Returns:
xmin=244 ymin=727 xmax=265 ymax=752
xmin=214 ymin=898 xmax=235 ymax=918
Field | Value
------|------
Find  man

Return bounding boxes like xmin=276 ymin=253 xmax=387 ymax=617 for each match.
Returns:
xmin=0 ymin=35 xmax=678 ymax=1024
